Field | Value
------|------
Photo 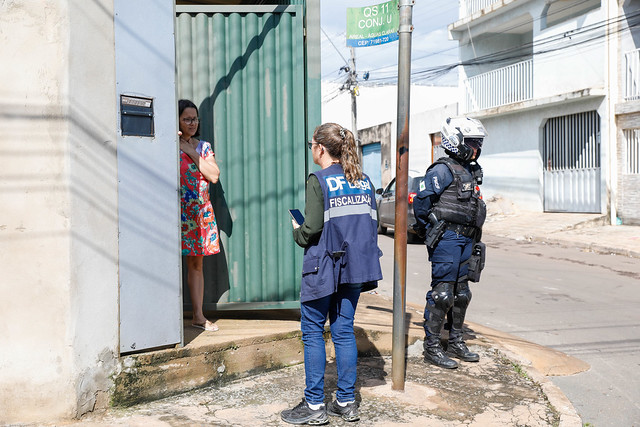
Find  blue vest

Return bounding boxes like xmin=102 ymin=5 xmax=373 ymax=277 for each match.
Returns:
xmin=300 ymin=164 xmax=382 ymax=303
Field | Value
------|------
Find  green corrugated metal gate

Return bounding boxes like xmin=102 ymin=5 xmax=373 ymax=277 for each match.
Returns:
xmin=176 ymin=3 xmax=318 ymax=310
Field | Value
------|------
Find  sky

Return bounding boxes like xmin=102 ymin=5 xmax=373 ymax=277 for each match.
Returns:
xmin=319 ymin=0 xmax=460 ymax=89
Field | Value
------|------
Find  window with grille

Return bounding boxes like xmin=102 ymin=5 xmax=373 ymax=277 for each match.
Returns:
xmin=624 ymin=129 xmax=640 ymax=174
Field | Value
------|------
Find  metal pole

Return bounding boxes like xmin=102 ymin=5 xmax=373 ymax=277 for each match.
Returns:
xmin=349 ymin=47 xmax=360 ymax=159
xmin=606 ymin=0 xmax=618 ymax=225
xmin=391 ymin=0 xmax=413 ymax=391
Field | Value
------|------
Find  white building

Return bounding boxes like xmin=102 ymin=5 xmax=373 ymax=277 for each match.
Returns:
xmin=451 ymin=0 xmax=640 ymax=223
xmin=321 ymin=82 xmax=458 ymax=188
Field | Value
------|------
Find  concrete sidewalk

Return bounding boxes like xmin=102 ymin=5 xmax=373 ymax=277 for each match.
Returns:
xmin=45 ymin=200 xmax=640 ymax=426
xmin=63 ymin=292 xmax=585 ymax=426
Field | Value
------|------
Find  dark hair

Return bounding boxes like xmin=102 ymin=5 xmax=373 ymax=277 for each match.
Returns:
xmin=178 ymin=99 xmax=200 ymax=137
xmin=313 ymin=122 xmax=362 ymax=183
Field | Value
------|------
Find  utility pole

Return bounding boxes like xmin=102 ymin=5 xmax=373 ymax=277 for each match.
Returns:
xmin=349 ymin=47 xmax=359 ymax=154
xmin=340 ymin=48 xmax=360 ymax=158
xmin=391 ymin=0 xmax=413 ymax=392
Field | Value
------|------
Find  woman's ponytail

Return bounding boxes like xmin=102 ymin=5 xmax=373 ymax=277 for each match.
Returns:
xmin=340 ymin=129 xmax=363 ymax=183
xmin=312 ymin=123 xmax=363 ymax=184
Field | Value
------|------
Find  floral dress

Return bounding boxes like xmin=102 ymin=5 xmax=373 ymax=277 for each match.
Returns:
xmin=180 ymin=140 xmax=220 ymax=256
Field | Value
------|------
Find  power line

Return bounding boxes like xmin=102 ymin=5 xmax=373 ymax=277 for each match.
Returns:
xmin=321 ymin=27 xmax=350 ymax=67
xmin=363 ymin=0 xmax=600 ymax=76
xmin=363 ymin=9 xmax=640 ymax=85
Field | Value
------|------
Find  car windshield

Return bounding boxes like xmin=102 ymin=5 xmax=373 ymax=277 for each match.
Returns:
xmin=384 ymin=175 xmax=421 ymax=194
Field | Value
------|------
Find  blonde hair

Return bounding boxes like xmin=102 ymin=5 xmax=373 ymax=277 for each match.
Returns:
xmin=313 ymin=123 xmax=363 ymax=183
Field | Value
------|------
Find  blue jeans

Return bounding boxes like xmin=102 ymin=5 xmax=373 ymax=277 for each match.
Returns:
xmin=300 ymin=283 xmax=361 ymax=405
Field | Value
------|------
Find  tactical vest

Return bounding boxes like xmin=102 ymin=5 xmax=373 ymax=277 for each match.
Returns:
xmin=428 ymin=157 xmax=486 ymax=228
xmin=299 ymin=164 xmax=382 ymax=303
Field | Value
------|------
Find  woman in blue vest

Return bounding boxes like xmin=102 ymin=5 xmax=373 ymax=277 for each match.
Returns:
xmin=281 ymin=123 xmax=382 ymax=425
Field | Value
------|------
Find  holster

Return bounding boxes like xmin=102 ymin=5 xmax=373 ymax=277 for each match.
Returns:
xmin=424 ymin=220 xmax=447 ymax=249
xmin=466 ymin=242 xmax=486 ymax=282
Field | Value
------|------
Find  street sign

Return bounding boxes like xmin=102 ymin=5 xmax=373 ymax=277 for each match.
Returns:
xmin=346 ymin=0 xmax=399 ymax=48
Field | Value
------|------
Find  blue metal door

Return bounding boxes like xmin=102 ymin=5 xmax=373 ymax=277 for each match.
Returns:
xmin=362 ymin=142 xmax=382 ymax=190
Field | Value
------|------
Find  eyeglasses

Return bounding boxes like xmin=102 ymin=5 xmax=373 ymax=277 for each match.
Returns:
xmin=181 ymin=118 xmax=199 ymax=125
xmin=307 ymin=141 xmax=315 ymax=150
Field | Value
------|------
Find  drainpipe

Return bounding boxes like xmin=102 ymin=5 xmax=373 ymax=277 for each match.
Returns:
xmin=607 ymin=0 xmax=619 ymax=225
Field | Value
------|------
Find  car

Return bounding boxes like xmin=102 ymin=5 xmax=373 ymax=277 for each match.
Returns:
xmin=375 ymin=170 xmax=424 ymax=243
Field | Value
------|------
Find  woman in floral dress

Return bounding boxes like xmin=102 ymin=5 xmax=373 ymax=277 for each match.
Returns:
xmin=178 ymin=99 xmax=221 ymax=332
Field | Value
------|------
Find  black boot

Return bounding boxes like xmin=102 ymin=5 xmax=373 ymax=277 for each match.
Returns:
xmin=423 ymin=336 xmax=458 ymax=369
xmin=446 ymin=341 xmax=479 ymax=362
xmin=422 ymin=282 xmax=458 ymax=369
xmin=446 ymin=280 xmax=479 ymax=362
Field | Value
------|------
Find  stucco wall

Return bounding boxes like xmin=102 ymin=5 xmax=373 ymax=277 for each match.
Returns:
xmin=532 ymin=8 xmax=606 ymax=99
xmin=0 ymin=0 xmax=119 ymax=422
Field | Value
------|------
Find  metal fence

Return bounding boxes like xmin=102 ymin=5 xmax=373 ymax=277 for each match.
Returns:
xmin=624 ymin=129 xmax=640 ymax=174
xmin=625 ymin=48 xmax=640 ymax=101
xmin=464 ymin=59 xmax=533 ymax=112
xmin=175 ymin=5 xmax=309 ymax=309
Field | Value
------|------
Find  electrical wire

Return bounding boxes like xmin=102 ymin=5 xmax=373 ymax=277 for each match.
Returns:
xmin=365 ymin=0 xmax=597 ymax=74
xmin=362 ymin=9 xmax=640 ymax=85
xmin=321 ymin=27 xmax=350 ymax=67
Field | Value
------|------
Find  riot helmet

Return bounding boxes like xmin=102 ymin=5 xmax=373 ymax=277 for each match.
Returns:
xmin=441 ymin=117 xmax=487 ymax=162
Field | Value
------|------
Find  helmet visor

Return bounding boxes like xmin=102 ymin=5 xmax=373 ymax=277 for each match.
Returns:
xmin=465 ymin=138 xmax=483 ymax=150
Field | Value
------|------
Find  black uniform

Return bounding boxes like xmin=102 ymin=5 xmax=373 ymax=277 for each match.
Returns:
xmin=413 ymin=156 xmax=486 ymax=369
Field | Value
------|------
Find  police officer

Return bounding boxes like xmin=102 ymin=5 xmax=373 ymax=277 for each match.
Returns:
xmin=281 ymin=123 xmax=382 ymax=425
xmin=413 ymin=117 xmax=487 ymax=369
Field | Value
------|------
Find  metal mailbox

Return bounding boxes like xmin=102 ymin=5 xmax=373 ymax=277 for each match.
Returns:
xmin=120 ymin=95 xmax=154 ymax=137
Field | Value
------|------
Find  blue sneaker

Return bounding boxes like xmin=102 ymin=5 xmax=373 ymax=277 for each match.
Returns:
xmin=280 ymin=399 xmax=329 ymax=425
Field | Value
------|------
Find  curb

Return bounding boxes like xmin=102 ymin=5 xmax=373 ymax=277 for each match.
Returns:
xmin=470 ymin=328 xmax=583 ymax=427
xmin=113 ymin=331 xmax=306 ymax=407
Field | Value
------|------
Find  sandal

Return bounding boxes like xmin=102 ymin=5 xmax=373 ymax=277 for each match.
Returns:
xmin=192 ymin=320 xmax=219 ymax=332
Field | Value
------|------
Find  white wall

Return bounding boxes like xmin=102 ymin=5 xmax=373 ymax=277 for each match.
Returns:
xmin=457 ymin=1 xmax=606 ymax=100
xmin=321 ymin=83 xmax=459 ymax=171
xmin=409 ymin=103 xmax=459 ymax=171
xmin=479 ymin=97 xmax=606 ymax=210
xmin=533 ymin=7 xmax=606 ymax=99
xmin=0 ymin=0 xmax=119 ymax=422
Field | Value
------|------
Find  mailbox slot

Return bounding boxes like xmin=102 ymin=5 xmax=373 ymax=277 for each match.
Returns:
xmin=121 ymin=95 xmax=154 ymax=137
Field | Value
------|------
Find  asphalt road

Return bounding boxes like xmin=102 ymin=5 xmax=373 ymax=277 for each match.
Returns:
xmin=376 ymin=232 xmax=640 ymax=427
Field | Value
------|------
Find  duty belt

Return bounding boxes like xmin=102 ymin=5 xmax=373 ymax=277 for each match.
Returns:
xmin=446 ymin=223 xmax=478 ymax=238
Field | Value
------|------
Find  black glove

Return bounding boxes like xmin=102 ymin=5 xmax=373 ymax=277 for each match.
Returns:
xmin=412 ymin=223 xmax=426 ymax=239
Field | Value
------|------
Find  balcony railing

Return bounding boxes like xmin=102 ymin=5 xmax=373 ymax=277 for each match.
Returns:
xmin=464 ymin=59 xmax=533 ymax=112
xmin=459 ymin=0 xmax=500 ymax=19
xmin=625 ymin=48 xmax=640 ymax=101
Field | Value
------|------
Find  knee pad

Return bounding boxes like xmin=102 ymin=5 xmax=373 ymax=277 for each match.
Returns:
xmin=455 ymin=281 xmax=472 ymax=309
xmin=431 ymin=281 xmax=455 ymax=312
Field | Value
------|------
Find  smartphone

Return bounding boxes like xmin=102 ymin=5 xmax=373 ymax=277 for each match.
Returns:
xmin=288 ymin=209 xmax=305 ymax=225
